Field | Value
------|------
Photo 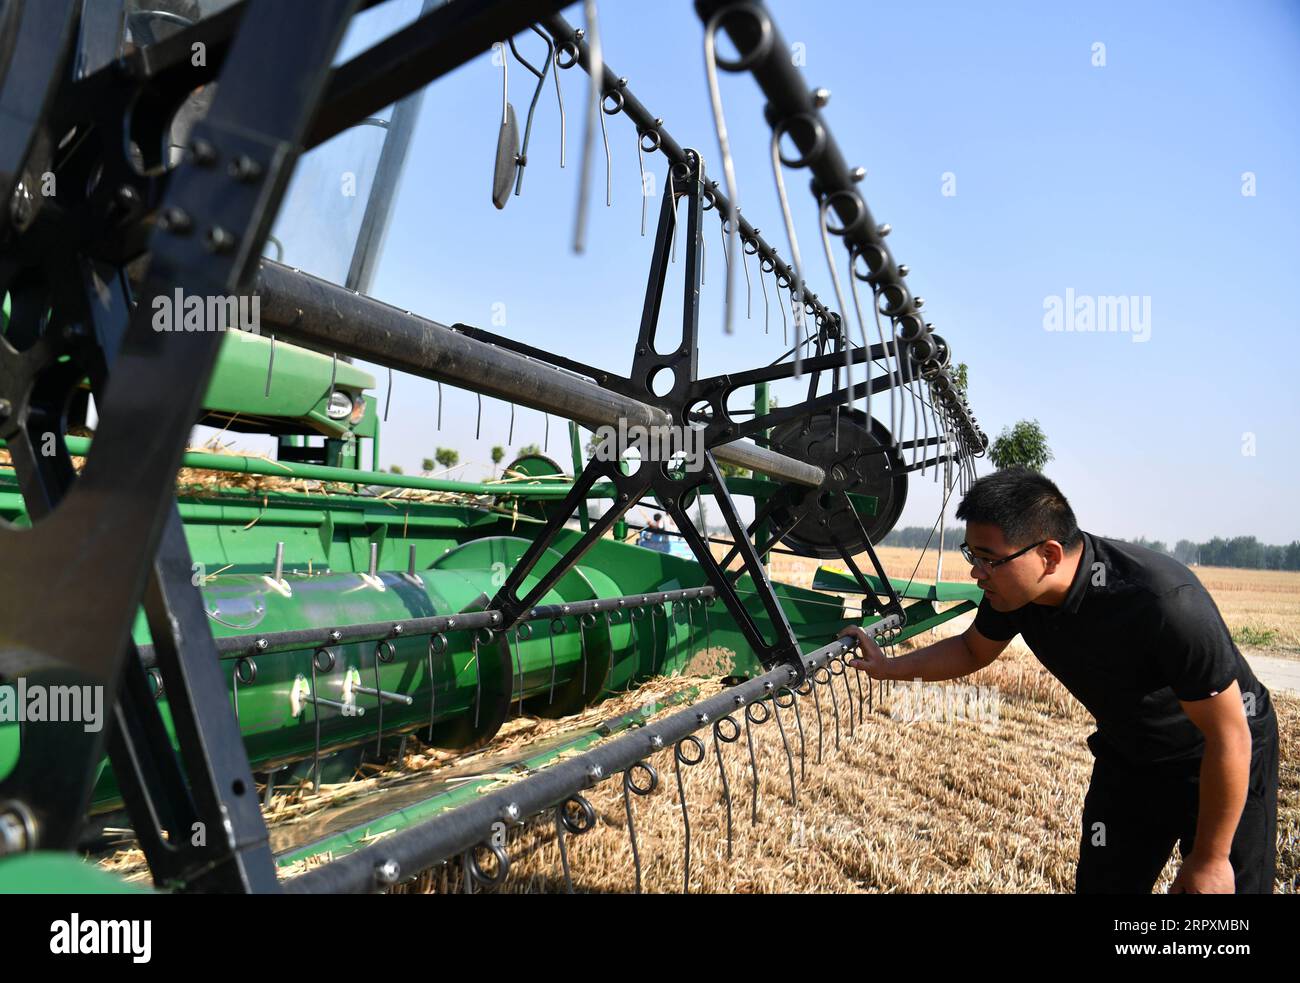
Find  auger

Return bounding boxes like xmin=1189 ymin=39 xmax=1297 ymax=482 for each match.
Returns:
xmin=0 ymin=0 xmax=988 ymax=894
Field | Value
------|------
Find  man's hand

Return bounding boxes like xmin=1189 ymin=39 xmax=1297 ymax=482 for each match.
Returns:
xmin=1169 ymin=853 xmax=1235 ymax=894
xmin=837 ymin=626 xmax=890 ymax=678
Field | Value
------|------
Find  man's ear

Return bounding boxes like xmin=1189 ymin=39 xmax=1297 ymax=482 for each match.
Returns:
xmin=1040 ymin=540 xmax=1065 ymax=574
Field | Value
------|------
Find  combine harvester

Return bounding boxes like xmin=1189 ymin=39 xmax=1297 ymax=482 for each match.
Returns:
xmin=0 ymin=0 xmax=987 ymax=893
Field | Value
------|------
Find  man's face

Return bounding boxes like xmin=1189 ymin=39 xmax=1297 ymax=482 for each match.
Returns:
xmin=963 ymin=521 xmax=1050 ymax=611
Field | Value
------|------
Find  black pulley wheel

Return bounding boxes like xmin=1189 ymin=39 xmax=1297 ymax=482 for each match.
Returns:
xmin=766 ymin=409 xmax=907 ymax=559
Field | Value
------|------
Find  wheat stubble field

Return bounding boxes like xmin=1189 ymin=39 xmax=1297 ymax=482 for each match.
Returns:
xmin=393 ymin=547 xmax=1298 ymax=894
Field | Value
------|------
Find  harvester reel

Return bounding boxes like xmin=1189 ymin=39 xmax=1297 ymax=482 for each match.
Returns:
xmin=768 ymin=410 xmax=908 ymax=559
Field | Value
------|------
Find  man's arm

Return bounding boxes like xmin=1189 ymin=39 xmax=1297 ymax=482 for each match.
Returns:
xmin=1169 ymin=680 xmax=1252 ymax=894
xmin=838 ymin=623 xmax=1011 ymax=682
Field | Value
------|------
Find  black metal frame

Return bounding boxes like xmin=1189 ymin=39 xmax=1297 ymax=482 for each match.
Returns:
xmin=0 ymin=0 xmax=983 ymax=892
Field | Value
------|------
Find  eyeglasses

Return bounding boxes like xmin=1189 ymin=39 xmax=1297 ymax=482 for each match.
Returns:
xmin=960 ymin=539 xmax=1046 ymax=576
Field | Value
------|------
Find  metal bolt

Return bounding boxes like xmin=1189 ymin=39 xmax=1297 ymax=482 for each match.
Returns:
xmin=191 ymin=139 xmax=217 ymax=165
xmin=205 ymin=226 xmax=236 ymax=253
xmin=851 ymin=166 xmax=867 ymax=182
xmin=228 ymin=155 xmax=262 ymax=182
xmin=329 ymin=630 xmax=342 ymax=643
xmin=255 ymin=638 xmax=268 ymax=651
xmin=503 ymin=802 xmax=521 ymax=822
xmin=877 ymin=222 xmax=891 ymax=237
xmin=0 ymin=399 xmax=12 ymax=421
xmin=812 ymin=87 xmax=831 ymax=107
xmin=159 ymin=207 xmax=191 ymax=234
xmin=0 ymin=803 xmax=35 ymax=856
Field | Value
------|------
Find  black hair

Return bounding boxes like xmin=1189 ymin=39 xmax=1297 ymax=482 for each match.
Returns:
xmin=955 ymin=467 xmax=1081 ymax=550
xmin=653 ymin=513 xmax=662 ymax=520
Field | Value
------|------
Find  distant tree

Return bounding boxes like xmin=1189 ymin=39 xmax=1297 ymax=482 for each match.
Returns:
xmin=952 ymin=362 xmax=969 ymax=395
xmin=718 ymin=461 xmax=750 ymax=479
xmin=989 ymin=419 xmax=1053 ymax=472
xmin=491 ymin=445 xmax=505 ymax=465
xmin=434 ymin=447 xmax=459 ymax=470
xmin=421 ymin=457 xmax=435 ymax=472
xmin=389 ymin=464 xmax=404 ymax=475
xmin=516 ymin=443 xmax=541 ymax=458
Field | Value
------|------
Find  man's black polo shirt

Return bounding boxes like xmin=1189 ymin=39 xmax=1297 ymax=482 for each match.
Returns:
xmin=973 ymin=531 xmax=1274 ymax=772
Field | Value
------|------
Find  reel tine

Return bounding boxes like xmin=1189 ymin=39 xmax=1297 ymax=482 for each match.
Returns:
xmin=547 ymin=617 xmax=559 ymax=704
xmin=475 ymin=392 xmax=482 ymax=440
xmin=552 ymin=42 xmax=566 ymax=167
xmin=598 ymin=83 xmax=611 ymax=207
xmin=824 ymin=663 xmax=841 ymax=752
xmin=769 ymin=128 xmax=806 ymax=377
xmin=508 ymin=400 xmax=515 ymax=444
xmin=622 ymin=760 xmax=658 ymax=894
xmin=770 ymin=686 xmax=798 ymax=808
xmin=544 ymin=411 xmax=550 ymax=451
xmin=818 ymin=198 xmax=854 ymax=414
xmin=508 ymin=28 xmax=554 ymax=197
xmin=704 ymin=8 xmax=742 ymax=335
xmin=790 ymin=681 xmax=808 ymax=782
xmin=759 ymin=254 xmax=769 ymax=334
xmin=837 ymin=656 xmax=855 ymax=737
xmin=712 ymin=716 xmax=739 ymax=861
xmin=847 ymin=248 xmax=875 ymax=434
xmin=810 ymin=667 xmax=825 ymax=764
xmin=741 ymin=699 xmax=764 ymax=826
xmin=264 ymin=334 xmax=276 ymax=397
xmin=673 ymin=735 xmax=705 ymax=894
xmin=436 ymin=381 xmax=442 ymax=430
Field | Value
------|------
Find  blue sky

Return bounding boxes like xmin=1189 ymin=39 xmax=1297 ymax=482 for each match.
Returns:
xmin=263 ymin=0 xmax=1300 ymax=544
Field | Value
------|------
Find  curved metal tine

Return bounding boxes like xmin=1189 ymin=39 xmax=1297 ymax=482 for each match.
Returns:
xmin=547 ymin=619 xmax=558 ymax=703
xmin=554 ymin=805 xmax=575 ymax=893
xmin=712 ymin=718 xmax=737 ymax=860
xmin=544 ymin=411 xmax=550 ymax=451
xmin=704 ymin=9 xmax=742 ymax=335
xmin=854 ymin=655 xmax=867 ymax=719
xmin=597 ymin=85 xmax=611 ymax=207
xmin=673 ymin=737 xmax=704 ymax=893
xmin=771 ymin=690 xmax=798 ymax=807
xmin=770 ymin=129 xmax=807 ymax=376
xmin=637 ymin=134 xmax=647 ymax=236
xmin=759 ymin=255 xmax=769 ymax=334
xmin=845 ymin=249 xmax=874 ymax=431
xmin=470 ymin=632 xmax=483 ymax=728
xmin=552 ymin=44 xmax=566 ymax=167
xmin=508 ymin=29 xmax=553 ymax=196
xmin=742 ymin=704 xmax=762 ymax=826
xmin=508 ymin=400 xmax=515 ymax=444
xmin=778 ymin=267 xmax=788 ymax=344
xmin=819 ymin=199 xmax=854 ymax=413
xmin=578 ymin=615 xmax=589 ymax=695
xmin=867 ymin=282 xmax=900 ymax=448
xmin=475 ymin=391 xmax=482 ymax=439
xmin=741 ymin=236 xmax=752 ymax=320
xmin=901 ymin=340 xmax=921 ymax=470
xmin=510 ymin=628 xmax=524 ymax=715
xmin=837 ymin=656 xmax=856 ymax=738
xmin=810 ymin=670 xmax=825 ymax=764
xmin=789 ymin=686 xmax=807 ymax=781
xmin=826 ymin=665 xmax=841 ymax=752
xmin=426 ymin=638 xmax=437 ymax=742
xmin=436 ymin=381 xmax=443 ymax=430
xmin=264 ymin=334 xmax=276 ymax=397
xmin=622 ymin=771 xmax=641 ymax=892
xmin=572 ymin=0 xmax=602 ymax=253
xmin=625 ymin=611 xmax=640 ymax=692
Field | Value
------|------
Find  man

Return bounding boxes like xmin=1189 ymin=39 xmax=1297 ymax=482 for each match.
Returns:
xmin=839 ymin=467 xmax=1279 ymax=894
